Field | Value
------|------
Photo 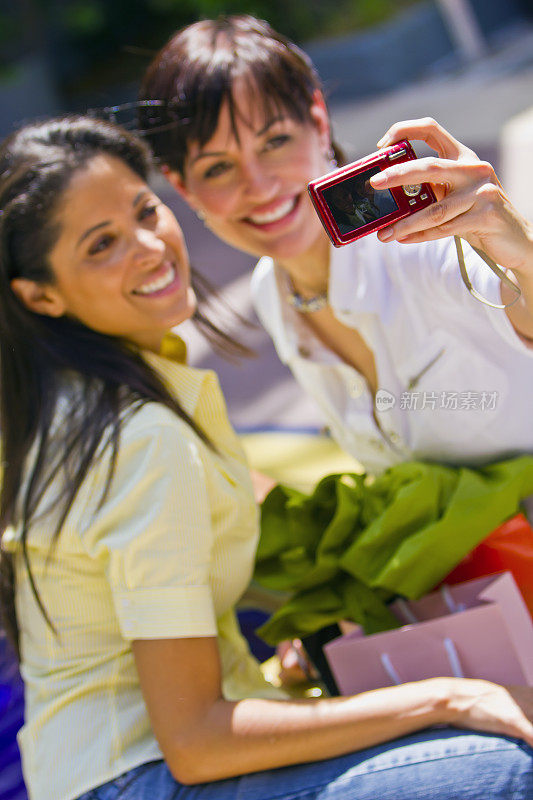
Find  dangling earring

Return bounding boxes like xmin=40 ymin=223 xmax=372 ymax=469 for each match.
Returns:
xmin=195 ymin=209 xmax=206 ymax=222
xmin=326 ymin=146 xmax=338 ymax=169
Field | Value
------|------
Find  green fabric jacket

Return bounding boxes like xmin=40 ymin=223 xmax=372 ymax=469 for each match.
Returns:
xmin=253 ymin=458 xmax=533 ymax=644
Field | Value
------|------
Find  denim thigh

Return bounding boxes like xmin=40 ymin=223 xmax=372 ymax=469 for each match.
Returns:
xmin=76 ymin=728 xmax=533 ymax=800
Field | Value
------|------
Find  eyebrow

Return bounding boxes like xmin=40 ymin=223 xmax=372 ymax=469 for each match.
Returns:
xmin=190 ymin=116 xmax=286 ymax=164
xmin=76 ymin=190 xmax=149 ymax=248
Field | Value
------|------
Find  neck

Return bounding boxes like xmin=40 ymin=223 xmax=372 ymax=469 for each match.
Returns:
xmin=128 ymin=331 xmax=166 ymax=354
xmin=277 ymin=231 xmax=331 ymax=298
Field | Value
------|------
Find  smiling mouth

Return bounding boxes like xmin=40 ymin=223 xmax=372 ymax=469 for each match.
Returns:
xmin=244 ymin=196 xmax=299 ymax=227
xmin=133 ymin=262 xmax=176 ymax=296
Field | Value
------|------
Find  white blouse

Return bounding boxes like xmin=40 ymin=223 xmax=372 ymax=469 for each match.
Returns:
xmin=251 ymin=236 xmax=533 ymax=475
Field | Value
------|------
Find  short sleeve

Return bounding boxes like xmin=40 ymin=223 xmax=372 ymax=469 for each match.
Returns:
xmin=77 ymin=404 xmax=216 ymax=640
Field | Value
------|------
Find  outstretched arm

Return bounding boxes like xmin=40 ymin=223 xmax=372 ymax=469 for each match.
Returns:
xmin=133 ymin=634 xmax=533 ymax=785
xmin=369 ymin=118 xmax=533 ymax=342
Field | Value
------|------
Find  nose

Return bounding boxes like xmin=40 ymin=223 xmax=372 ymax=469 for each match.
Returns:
xmin=132 ymin=227 xmax=165 ymax=266
xmin=241 ymin=158 xmax=279 ymax=201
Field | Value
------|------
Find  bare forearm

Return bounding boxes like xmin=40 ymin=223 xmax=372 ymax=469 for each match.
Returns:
xmin=135 ymin=640 xmax=533 ymax=786
xmin=505 ymin=225 xmax=533 ymax=340
xmin=169 ymin=679 xmax=447 ymax=784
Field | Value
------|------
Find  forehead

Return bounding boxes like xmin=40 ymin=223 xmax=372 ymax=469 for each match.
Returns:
xmin=64 ymin=153 xmax=142 ymax=193
xmin=56 ymin=156 xmax=144 ymax=215
xmin=50 ymin=155 xmax=147 ymax=249
xmin=188 ymin=77 xmax=297 ymax=153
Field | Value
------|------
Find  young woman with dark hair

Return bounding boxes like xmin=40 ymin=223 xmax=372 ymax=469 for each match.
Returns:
xmin=139 ymin=15 xmax=533 ymax=475
xmin=0 ymin=114 xmax=532 ymax=800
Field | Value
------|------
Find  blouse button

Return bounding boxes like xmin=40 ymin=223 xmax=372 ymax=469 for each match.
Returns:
xmin=349 ymin=377 xmax=364 ymax=398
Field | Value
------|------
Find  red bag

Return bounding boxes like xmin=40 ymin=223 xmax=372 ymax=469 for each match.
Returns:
xmin=444 ymin=513 xmax=533 ymax=616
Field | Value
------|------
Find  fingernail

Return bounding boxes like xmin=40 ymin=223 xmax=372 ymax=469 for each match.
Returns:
xmin=377 ymin=136 xmax=390 ymax=148
xmin=370 ymin=173 xmax=385 ymax=186
xmin=379 ymin=228 xmax=394 ymax=241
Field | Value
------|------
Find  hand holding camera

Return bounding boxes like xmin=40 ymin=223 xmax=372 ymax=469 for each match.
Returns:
xmin=374 ymin=119 xmax=532 ymax=278
xmin=309 ymin=118 xmax=532 ymax=282
xmin=308 ymin=139 xmax=436 ymax=246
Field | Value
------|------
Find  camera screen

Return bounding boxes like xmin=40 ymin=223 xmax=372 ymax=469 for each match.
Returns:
xmin=322 ymin=166 xmax=398 ymax=235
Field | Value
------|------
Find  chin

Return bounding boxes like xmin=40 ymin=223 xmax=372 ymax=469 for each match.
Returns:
xmin=181 ymin=287 xmax=198 ymax=322
xmin=263 ymin=232 xmax=321 ymax=262
xmin=166 ymin=288 xmax=197 ymax=329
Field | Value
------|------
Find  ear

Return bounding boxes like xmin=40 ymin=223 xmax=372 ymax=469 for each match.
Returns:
xmin=309 ymin=89 xmax=332 ymax=152
xmin=10 ymin=278 xmax=66 ymax=318
xmin=161 ymin=165 xmax=201 ymax=211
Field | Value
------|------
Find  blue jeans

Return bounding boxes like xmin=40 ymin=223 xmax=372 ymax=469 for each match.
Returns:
xmin=76 ymin=728 xmax=533 ymax=800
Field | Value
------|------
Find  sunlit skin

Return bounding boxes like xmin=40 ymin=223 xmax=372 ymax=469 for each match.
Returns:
xmin=170 ymin=100 xmax=533 ymax=340
xmin=167 ymin=83 xmax=333 ymax=296
xmin=11 ymin=155 xmax=196 ymax=352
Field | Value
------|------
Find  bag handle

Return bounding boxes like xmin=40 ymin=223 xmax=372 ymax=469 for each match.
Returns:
xmin=380 ymin=637 xmax=464 ymax=684
xmin=393 ymin=598 xmax=418 ymax=624
xmin=440 ymin=584 xmax=466 ymax=614
xmin=394 ymin=585 xmax=466 ymax=624
xmin=455 ymin=236 xmax=521 ymax=309
xmin=443 ymin=637 xmax=464 ymax=679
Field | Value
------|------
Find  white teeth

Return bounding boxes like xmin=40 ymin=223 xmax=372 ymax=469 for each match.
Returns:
xmin=248 ymin=197 xmax=296 ymax=225
xmin=135 ymin=264 xmax=175 ymax=295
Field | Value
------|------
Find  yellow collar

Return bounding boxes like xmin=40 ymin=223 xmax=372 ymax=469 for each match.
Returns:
xmin=158 ymin=332 xmax=188 ymax=364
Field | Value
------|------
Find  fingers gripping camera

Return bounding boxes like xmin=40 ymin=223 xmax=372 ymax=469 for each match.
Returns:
xmin=308 ymin=140 xmax=436 ymax=246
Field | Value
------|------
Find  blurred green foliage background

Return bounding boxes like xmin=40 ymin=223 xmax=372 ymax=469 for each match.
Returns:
xmin=0 ymin=0 xmax=422 ymax=98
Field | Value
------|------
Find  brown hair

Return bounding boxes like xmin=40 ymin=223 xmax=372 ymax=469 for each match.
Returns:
xmin=138 ymin=14 xmax=344 ymax=174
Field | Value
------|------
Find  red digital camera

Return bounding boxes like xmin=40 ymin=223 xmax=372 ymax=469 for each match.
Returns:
xmin=307 ymin=140 xmax=436 ymax=247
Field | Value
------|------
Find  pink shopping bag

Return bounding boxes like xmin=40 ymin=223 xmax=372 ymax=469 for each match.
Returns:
xmin=323 ymin=572 xmax=533 ymax=696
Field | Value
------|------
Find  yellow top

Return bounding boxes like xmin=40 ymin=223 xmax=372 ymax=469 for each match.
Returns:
xmin=2 ymin=335 xmax=284 ymax=800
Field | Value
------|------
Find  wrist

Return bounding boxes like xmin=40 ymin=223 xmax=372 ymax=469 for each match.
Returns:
xmin=437 ymin=677 xmax=501 ymax=726
xmin=363 ymin=678 xmax=457 ymax=728
xmin=418 ymin=677 xmax=458 ymax=726
xmin=507 ymin=219 xmax=533 ymax=278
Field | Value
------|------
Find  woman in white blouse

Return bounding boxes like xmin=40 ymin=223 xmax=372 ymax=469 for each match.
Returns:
xmin=139 ymin=14 xmax=533 ymax=475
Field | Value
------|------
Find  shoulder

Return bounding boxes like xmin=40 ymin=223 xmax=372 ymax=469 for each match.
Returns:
xmin=329 ymin=236 xmax=495 ymax=313
xmin=76 ymin=401 xmax=210 ymax=544
xmin=330 ymin=235 xmax=455 ymax=287
xmin=114 ymin=402 xmax=204 ymax=476
xmin=121 ymin=400 xmax=189 ymax=438
xmin=81 ymin=402 xmax=205 ymax=515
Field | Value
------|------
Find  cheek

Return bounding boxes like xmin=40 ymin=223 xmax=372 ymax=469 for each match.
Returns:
xmin=184 ymin=174 xmax=236 ymax=218
xmin=305 ymin=151 xmax=329 ymax=180
xmin=199 ymin=186 xmax=239 ymax=219
xmin=60 ymin=265 xmax=123 ymax=309
xmin=166 ymin=222 xmax=189 ymax=261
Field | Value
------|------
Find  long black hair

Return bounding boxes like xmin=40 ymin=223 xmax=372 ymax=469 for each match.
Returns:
xmin=0 ymin=115 xmax=244 ymax=657
xmin=138 ymin=14 xmax=345 ymax=173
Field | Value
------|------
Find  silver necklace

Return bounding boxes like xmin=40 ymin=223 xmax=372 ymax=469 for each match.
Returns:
xmin=286 ymin=280 xmax=328 ymax=313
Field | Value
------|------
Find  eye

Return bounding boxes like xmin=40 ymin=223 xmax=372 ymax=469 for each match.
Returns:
xmin=264 ymin=134 xmax=291 ymax=152
xmin=203 ymin=161 xmax=233 ymax=180
xmin=88 ymin=233 xmax=115 ymax=256
xmin=139 ymin=203 xmax=159 ymax=221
